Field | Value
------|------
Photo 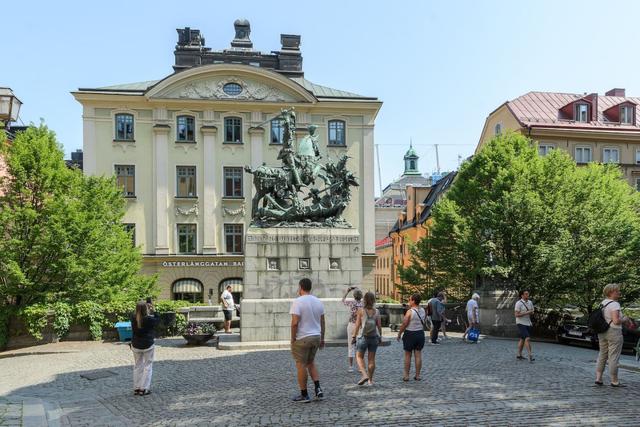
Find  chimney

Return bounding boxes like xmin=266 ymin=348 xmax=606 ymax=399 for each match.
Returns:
xmin=605 ymin=88 xmax=626 ymax=97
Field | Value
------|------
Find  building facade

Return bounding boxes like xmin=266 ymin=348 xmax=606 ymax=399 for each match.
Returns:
xmin=374 ymin=236 xmax=394 ymax=300
xmin=73 ymin=20 xmax=381 ymax=302
xmin=478 ymin=88 xmax=640 ymax=189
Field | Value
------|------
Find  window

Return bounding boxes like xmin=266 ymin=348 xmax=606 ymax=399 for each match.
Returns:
xmin=575 ymin=146 xmax=592 ymax=163
xmin=494 ymin=123 xmax=502 ymax=135
xmin=603 ymin=148 xmax=620 ymax=163
xmin=115 ymin=165 xmax=135 ymax=197
xmin=123 ymin=223 xmax=136 ymax=246
xmin=636 ymin=149 xmax=640 ymax=165
xmin=575 ymin=103 xmax=589 ymax=122
xmin=176 ymin=115 xmax=195 ymax=142
xmin=224 ymin=117 xmax=242 ymax=143
xmin=621 ymin=105 xmax=634 ymax=124
xmin=636 ymin=178 xmax=640 ymax=192
xmin=223 ymin=83 xmax=243 ymax=96
xmin=224 ymin=224 xmax=243 ymax=254
xmin=328 ymin=120 xmax=346 ymax=146
xmin=115 ymin=114 xmax=134 ymax=140
xmin=270 ymin=118 xmax=284 ymax=144
xmin=224 ymin=167 xmax=243 ymax=197
xmin=176 ymin=166 xmax=196 ymax=197
xmin=177 ymin=224 xmax=197 ymax=254
xmin=538 ymin=144 xmax=554 ymax=156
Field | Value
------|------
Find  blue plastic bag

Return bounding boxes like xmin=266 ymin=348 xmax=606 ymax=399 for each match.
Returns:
xmin=467 ymin=327 xmax=480 ymax=342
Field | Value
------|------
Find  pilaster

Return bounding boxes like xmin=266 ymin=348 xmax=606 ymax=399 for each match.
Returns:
xmin=201 ymin=125 xmax=218 ymax=254
xmin=153 ymin=124 xmax=171 ymax=255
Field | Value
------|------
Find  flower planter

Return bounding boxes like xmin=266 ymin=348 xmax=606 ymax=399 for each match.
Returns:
xmin=182 ymin=333 xmax=214 ymax=345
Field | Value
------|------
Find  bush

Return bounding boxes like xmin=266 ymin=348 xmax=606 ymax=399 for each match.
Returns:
xmin=51 ymin=302 xmax=72 ymax=338
xmin=0 ymin=305 xmax=17 ymax=350
xmin=73 ymin=301 xmax=107 ymax=341
xmin=20 ymin=304 xmax=50 ymax=340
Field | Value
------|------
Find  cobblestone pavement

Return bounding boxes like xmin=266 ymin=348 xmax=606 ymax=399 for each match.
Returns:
xmin=1 ymin=334 xmax=639 ymax=426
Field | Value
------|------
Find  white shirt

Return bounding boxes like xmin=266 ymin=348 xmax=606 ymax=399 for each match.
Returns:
xmin=407 ymin=307 xmax=426 ymax=331
xmin=601 ymin=299 xmax=622 ymax=330
xmin=221 ymin=290 xmax=235 ymax=311
xmin=466 ymin=299 xmax=479 ymax=323
xmin=515 ymin=299 xmax=533 ymax=326
xmin=290 ymin=294 xmax=325 ymax=340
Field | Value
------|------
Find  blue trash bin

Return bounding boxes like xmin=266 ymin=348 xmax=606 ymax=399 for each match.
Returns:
xmin=115 ymin=321 xmax=133 ymax=342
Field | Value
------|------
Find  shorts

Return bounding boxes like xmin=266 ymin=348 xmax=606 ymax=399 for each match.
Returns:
xmin=517 ymin=324 xmax=532 ymax=339
xmin=223 ymin=310 xmax=233 ymax=321
xmin=291 ymin=335 xmax=321 ymax=364
xmin=402 ymin=330 xmax=425 ymax=352
xmin=356 ymin=336 xmax=379 ymax=354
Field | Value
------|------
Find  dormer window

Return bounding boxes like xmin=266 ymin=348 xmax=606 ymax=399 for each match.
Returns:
xmin=575 ymin=103 xmax=589 ymax=122
xmin=621 ymin=105 xmax=634 ymax=124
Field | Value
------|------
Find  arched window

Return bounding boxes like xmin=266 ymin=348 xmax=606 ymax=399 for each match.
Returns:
xmin=219 ymin=278 xmax=243 ymax=303
xmin=494 ymin=123 xmax=502 ymax=136
xmin=177 ymin=115 xmax=195 ymax=142
xmin=172 ymin=278 xmax=203 ymax=302
xmin=115 ymin=113 xmax=134 ymax=141
xmin=328 ymin=120 xmax=346 ymax=146
xmin=224 ymin=117 xmax=243 ymax=143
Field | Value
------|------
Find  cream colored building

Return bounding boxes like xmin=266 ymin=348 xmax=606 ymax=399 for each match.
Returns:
xmin=478 ymin=88 xmax=640 ymax=189
xmin=72 ymin=21 xmax=381 ymax=302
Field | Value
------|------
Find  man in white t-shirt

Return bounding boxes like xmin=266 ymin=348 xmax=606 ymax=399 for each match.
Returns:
xmin=221 ymin=285 xmax=235 ymax=334
xmin=515 ymin=290 xmax=535 ymax=361
xmin=463 ymin=293 xmax=480 ymax=342
xmin=290 ymin=278 xmax=325 ymax=403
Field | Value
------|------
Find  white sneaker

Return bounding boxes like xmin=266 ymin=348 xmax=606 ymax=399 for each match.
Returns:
xmin=348 ymin=367 xmax=354 ymax=373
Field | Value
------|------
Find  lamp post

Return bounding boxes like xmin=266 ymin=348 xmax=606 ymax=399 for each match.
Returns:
xmin=0 ymin=87 xmax=22 ymax=130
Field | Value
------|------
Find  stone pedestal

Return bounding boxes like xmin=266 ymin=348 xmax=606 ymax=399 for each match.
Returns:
xmin=241 ymin=227 xmax=364 ymax=342
xmin=478 ymin=288 xmax=519 ymax=337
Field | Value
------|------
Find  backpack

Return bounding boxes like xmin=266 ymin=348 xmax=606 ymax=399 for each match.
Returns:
xmin=362 ymin=309 xmax=378 ymax=337
xmin=588 ymin=301 xmax=614 ymax=333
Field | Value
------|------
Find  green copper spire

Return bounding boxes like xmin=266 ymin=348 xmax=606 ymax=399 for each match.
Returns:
xmin=403 ymin=141 xmax=420 ymax=175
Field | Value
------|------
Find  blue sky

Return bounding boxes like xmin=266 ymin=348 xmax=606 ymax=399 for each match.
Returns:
xmin=5 ymin=0 xmax=640 ymax=196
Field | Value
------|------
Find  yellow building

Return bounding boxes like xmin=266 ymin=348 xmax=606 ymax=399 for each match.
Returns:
xmin=374 ymin=237 xmax=394 ymax=300
xmin=72 ymin=21 xmax=381 ymax=302
xmin=478 ymin=88 xmax=640 ymax=189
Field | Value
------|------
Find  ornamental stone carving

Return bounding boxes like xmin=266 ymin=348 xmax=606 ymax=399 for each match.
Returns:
xmin=155 ymin=76 xmax=298 ymax=102
xmin=176 ymin=201 xmax=199 ymax=216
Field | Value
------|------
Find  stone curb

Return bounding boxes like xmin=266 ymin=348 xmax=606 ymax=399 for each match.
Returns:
xmin=218 ymin=338 xmax=392 ymax=351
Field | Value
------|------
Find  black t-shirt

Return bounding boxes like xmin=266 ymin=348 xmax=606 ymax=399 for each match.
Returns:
xmin=131 ymin=313 xmax=160 ymax=350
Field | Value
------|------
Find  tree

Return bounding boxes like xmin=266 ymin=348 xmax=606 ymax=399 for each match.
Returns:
xmin=0 ymin=124 xmax=155 ymax=308
xmin=399 ymin=132 xmax=640 ymax=313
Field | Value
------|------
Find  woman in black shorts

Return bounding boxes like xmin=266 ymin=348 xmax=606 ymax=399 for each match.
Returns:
xmin=396 ymin=293 xmax=427 ymax=381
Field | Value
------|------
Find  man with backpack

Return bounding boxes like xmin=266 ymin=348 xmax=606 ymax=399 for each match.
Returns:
xmin=428 ymin=292 xmax=446 ymax=345
xmin=515 ymin=290 xmax=535 ymax=362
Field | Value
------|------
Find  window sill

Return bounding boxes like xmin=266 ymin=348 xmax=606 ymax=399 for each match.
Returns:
xmin=222 ymin=141 xmax=244 ymax=145
xmin=124 ymin=195 xmax=137 ymax=200
xmin=222 ymin=196 xmax=245 ymax=201
xmin=175 ymin=140 xmax=197 ymax=144
xmin=269 ymin=142 xmax=283 ymax=146
xmin=327 ymin=144 xmax=347 ymax=148
xmin=175 ymin=196 xmax=199 ymax=200
xmin=113 ymin=139 xmax=135 ymax=143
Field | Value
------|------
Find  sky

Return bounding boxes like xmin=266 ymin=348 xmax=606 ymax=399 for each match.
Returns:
xmin=5 ymin=0 xmax=640 ymax=196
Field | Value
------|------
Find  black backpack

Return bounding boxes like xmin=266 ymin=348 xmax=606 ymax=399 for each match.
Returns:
xmin=588 ymin=301 xmax=614 ymax=333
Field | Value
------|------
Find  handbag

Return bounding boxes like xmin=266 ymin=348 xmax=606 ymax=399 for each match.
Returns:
xmin=467 ymin=327 xmax=480 ymax=342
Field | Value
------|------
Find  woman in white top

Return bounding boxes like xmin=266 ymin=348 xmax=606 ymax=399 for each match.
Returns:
xmin=396 ymin=293 xmax=427 ymax=381
xmin=595 ymin=283 xmax=632 ymax=387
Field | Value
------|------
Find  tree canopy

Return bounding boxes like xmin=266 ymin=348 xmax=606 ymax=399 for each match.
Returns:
xmin=0 ymin=124 xmax=156 ymax=308
xmin=399 ymin=132 xmax=640 ymax=313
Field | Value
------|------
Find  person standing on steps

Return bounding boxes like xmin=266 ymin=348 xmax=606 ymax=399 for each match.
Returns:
xmin=595 ymin=283 xmax=633 ymax=387
xmin=463 ymin=293 xmax=480 ymax=342
xmin=515 ymin=290 xmax=535 ymax=362
xmin=221 ymin=285 xmax=235 ymax=334
xmin=342 ymin=286 xmax=364 ymax=372
xmin=352 ymin=292 xmax=382 ymax=386
xmin=290 ymin=278 xmax=325 ymax=403
xmin=397 ymin=293 xmax=427 ymax=381
xmin=131 ymin=300 xmax=160 ymax=396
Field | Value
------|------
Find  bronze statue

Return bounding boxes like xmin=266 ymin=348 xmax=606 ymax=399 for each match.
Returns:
xmin=245 ymin=108 xmax=358 ymax=227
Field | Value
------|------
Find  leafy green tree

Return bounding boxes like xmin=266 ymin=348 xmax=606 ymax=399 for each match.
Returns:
xmin=399 ymin=132 xmax=640 ymax=313
xmin=0 ymin=124 xmax=156 ymax=308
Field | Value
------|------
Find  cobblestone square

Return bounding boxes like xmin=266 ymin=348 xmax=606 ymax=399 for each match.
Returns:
xmin=1 ymin=334 xmax=639 ymax=426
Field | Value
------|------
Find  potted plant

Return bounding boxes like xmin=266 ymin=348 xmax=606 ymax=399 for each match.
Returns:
xmin=181 ymin=322 xmax=217 ymax=345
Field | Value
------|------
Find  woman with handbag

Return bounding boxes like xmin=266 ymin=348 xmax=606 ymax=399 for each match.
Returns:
xmin=351 ymin=292 xmax=382 ymax=386
xmin=131 ymin=300 xmax=160 ymax=396
xmin=342 ymin=286 xmax=364 ymax=372
xmin=396 ymin=293 xmax=427 ymax=381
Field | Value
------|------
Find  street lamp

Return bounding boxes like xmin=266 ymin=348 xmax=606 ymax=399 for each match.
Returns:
xmin=0 ymin=87 xmax=22 ymax=129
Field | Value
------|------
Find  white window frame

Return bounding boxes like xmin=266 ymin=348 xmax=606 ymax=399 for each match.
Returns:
xmin=635 ymin=149 xmax=640 ymax=165
xmin=538 ymin=144 xmax=554 ymax=156
xmin=620 ymin=105 xmax=634 ymax=125
xmin=575 ymin=103 xmax=590 ymax=123
xmin=602 ymin=147 xmax=620 ymax=164
xmin=575 ymin=146 xmax=592 ymax=163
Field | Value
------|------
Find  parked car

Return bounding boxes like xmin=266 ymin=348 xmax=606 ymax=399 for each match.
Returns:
xmin=556 ymin=312 xmax=640 ymax=353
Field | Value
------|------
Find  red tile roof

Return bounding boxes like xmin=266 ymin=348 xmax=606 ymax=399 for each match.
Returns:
xmin=505 ymin=91 xmax=640 ymax=131
xmin=375 ymin=236 xmax=392 ymax=248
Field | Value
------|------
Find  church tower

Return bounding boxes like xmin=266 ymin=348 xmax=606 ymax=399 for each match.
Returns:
xmin=403 ymin=142 xmax=420 ymax=176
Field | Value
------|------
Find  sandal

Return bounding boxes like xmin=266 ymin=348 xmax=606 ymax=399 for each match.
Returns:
xmin=516 ymin=355 xmax=525 ymax=360
xmin=402 ymin=377 xmax=409 ymax=382
xmin=611 ymin=383 xmax=627 ymax=388
xmin=414 ymin=377 xmax=422 ymax=381
xmin=134 ymin=389 xmax=141 ymax=395
xmin=358 ymin=377 xmax=368 ymax=386
xmin=594 ymin=381 xmax=603 ymax=386
xmin=140 ymin=390 xmax=152 ymax=395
